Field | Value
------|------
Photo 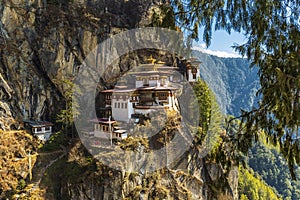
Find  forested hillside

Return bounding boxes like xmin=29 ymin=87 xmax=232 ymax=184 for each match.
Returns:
xmin=247 ymin=142 xmax=300 ymax=200
xmin=238 ymin=166 xmax=281 ymax=200
xmin=193 ymin=50 xmax=300 ymax=199
xmin=192 ymin=50 xmax=260 ymax=116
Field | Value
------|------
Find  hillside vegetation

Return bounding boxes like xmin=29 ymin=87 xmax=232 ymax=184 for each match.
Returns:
xmin=192 ymin=50 xmax=260 ymax=116
xmin=238 ymin=166 xmax=281 ymax=200
xmin=0 ymin=130 xmax=40 ymax=198
xmin=247 ymin=141 xmax=300 ymax=199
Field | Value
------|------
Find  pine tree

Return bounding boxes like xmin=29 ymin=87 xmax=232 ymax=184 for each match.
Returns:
xmin=56 ymin=78 xmax=81 ymax=138
xmin=171 ymin=0 xmax=300 ymax=178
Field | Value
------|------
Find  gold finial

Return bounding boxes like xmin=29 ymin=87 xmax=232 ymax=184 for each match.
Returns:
xmin=146 ymin=55 xmax=156 ymax=64
xmin=157 ymin=61 xmax=165 ymax=64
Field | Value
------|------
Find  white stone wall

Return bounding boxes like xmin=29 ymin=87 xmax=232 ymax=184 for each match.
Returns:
xmin=35 ymin=130 xmax=52 ymax=141
xmin=149 ymin=79 xmax=159 ymax=86
xmin=127 ymin=100 xmax=134 ymax=121
xmin=167 ymin=95 xmax=173 ymax=109
xmin=187 ymin=69 xmax=200 ymax=82
xmin=33 ymin=126 xmax=52 ymax=141
xmin=136 ymin=80 xmax=143 ymax=88
xmin=112 ymin=98 xmax=133 ymax=122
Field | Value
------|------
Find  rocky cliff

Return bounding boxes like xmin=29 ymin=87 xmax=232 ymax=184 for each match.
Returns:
xmin=0 ymin=0 xmax=166 ymax=129
xmin=40 ymin=138 xmax=238 ymax=200
xmin=0 ymin=1 xmax=238 ymax=199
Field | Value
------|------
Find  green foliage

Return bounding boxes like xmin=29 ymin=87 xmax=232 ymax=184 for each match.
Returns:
xmin=247 ymin=142 xmax=300 ymax=200
xmin=192 ymin=79 xmax=233 ymax=171
xmin=193 ymin=79 xmax=223 ymax=151
xmin=240 ymin=194 xmax=249 ymax=200
xmin=16 ymin=179 xmax=26 ymax=191
xmin=172 ymin=0 xmax=300 ymax=177
xmin=42 ymin=131 xmax=66 ymax=152
xmin=149 ymin=4 xmax=176 ymax=30
xmin=56 ymin=78 xmax=81 ymax=137
xmin=56 ymin=79 xmax=81 ymax=125
xmin=239 ymin=165 xmax=282 ymax=200
xmin=193 ymin=79 xmax=213 ymax=132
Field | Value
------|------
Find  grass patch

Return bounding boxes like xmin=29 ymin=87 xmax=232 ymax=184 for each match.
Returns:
xmin=40 ymin=131 xmax=67 ymax=152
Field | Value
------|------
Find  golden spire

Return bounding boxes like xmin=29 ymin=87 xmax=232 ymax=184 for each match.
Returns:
xmin=146 ymin=55 xmax=156 ymax=64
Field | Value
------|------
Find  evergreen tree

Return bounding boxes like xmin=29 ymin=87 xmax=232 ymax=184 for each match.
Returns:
xmin=171 ymin=0 xmax=300 ymax=178
xmin=56 ymin=78 xmax=81 ymax=138
xmin=238 ymin=166 xmax=282 ymax=200
xmin=193 ymin=79 xmax=223 ymax=155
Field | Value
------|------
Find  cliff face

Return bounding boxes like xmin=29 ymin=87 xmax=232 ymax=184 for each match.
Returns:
xmin=0 ymin=1 xmax=238 ymax=199
xmin=42 ymin=139 xmax=238 ymax=200
xmin=0 ymin=0 xmax=163 ymax=129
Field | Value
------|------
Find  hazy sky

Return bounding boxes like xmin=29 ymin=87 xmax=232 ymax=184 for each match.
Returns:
xmin=193 ymin=29 xmax=246 ymax=58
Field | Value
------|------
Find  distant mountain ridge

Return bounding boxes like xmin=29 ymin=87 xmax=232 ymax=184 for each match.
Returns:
xmin=192 ymin=50 xmax=260 ymax=116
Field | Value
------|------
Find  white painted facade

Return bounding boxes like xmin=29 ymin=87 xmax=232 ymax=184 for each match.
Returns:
xmin=187 ymin=68 xmax=200 ymax=82
xmin=111 ymin=97 xmax=134 ymax=123
xmin=35 ymin=132 xmax=52 ymax=141
xmin=149 ymin=75 xmax=160 ymax=86
xmin=101 ymin=61 xmax=200 ymax=125
xmin=33 ymin=127 xmax=52 ymax=141
xmin=136 ymin=80 xmax=144 ymax=88
xmin=90 ymin=119 xmax=127 ymax=140
xmin=167 ymin=94 xmax=176 ymax=109
xmin=24 ymin=121 xmax=53 ymax=141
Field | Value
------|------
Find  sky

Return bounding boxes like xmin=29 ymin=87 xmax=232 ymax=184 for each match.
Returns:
xmin=192 ymin=29 xmax=247 ymax=58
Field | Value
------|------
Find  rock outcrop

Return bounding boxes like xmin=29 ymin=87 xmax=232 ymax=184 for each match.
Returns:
xmin=42 ymin=139 xmax=238 ymax=200
xmin=0 ymin=130 xmax=40 ymax=198
xmin=0 ymin=1 xmax=238 ymax=199
xmin=0 ymin=0 xmax=166 ymax=127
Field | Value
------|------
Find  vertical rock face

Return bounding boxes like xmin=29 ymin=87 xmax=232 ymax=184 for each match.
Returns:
xmin=0 ymin=0 xmax=164 ymax=127
xmin=50 ymin=141 xmax=238 ymax=200
xmin=0 ymin=1 xmax=238 ymax=199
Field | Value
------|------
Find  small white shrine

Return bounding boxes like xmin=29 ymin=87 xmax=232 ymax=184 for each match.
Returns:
xmin=23 ymin=120 xmax=53 ymax=141
xmin=89 ymin=118 xmax=128 ymax=140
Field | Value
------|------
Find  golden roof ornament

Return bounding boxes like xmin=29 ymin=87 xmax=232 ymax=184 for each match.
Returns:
xmin=157 ymin=60 xmax=165 ymax=64
xmin=146 ymin=55 xmax=156 ymax=64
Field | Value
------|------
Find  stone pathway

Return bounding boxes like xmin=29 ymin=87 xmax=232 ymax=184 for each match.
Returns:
xmin=27 ymin=145 xmax=67 ymax=193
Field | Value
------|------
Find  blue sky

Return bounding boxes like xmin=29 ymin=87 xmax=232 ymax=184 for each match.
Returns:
xmin=193 ymin=29 xmax=247 ymax=58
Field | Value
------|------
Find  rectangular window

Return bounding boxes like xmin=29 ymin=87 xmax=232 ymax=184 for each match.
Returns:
xmin=121 ymin=103 xmax=123 ymax=109
xmin=118 ymin=102 xmax=120 ymax=108
xmin=143 ymin=78 xmax=149 ymax=86
xmin=125 ymin=103 xmax=127 ymax=109
xmin=36 ymin=127 xmax=42 ymax=132
xmin=115 ymin=102 xmax=117 ymax=108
